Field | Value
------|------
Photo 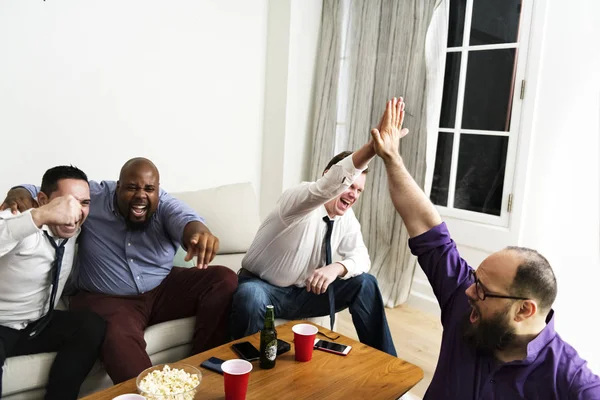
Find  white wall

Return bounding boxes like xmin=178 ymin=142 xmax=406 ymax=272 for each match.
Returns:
xmin=260 ymin=0 xmax=322 ymax=219
xmin=519 ymin=0 xmax=600 ymax=372
xmin=0 ymin=0 xmax=268 ymax=195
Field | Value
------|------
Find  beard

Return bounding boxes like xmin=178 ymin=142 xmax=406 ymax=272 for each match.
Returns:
xmin=461 ymin=304 xmax=517 ymax=355
xmin=125 ymin=217 xmax=151 ymax=231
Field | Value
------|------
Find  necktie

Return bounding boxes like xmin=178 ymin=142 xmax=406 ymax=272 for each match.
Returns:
xmin=322 ymin=216 xmax=336 ymax=331
xmin=28 ymin=231 xmax=69 ymax=338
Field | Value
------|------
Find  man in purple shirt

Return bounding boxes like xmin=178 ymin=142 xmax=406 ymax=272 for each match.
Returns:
xmin=371 ymin=98 xmax=600 ymax=399
xmin=1 ymin=158 xmax=238 ymax=384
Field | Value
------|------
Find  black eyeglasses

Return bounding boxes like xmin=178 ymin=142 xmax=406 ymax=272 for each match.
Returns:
xmin=468 ymin=269 xmax=529 ymax=301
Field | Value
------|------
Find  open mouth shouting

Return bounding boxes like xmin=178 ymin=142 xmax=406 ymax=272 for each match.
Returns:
xmin=130 ymin=203 xmax=149 ymax=220
xmin=338 ymin=197 xmax=353 ymax=212
xmin=469 ymin=302 xmax=481 ymax=324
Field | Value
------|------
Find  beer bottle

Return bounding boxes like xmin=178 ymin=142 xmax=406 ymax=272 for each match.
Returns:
xmin=259 ymin=305 xmax=277 ymax=369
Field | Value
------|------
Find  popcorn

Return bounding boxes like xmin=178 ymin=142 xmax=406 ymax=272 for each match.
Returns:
xmin=138 ymin=365 xmax=200 ymax=400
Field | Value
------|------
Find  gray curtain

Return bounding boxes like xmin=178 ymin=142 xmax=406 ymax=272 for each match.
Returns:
xmin=309 ymin=0 xmax=344 ymax=180
xmin=310 ymin=0 xmax=447 ymax=307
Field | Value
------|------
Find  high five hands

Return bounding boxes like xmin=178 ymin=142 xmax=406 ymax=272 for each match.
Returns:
xmin=371 ymin=97 xmax=409 ymax=162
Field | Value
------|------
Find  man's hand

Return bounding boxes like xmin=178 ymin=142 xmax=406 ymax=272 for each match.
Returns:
xmin=30 ymin=195 xmax=83 ymax=228
xmin=371 ymin=97 xmax=410 ymax=162
xmin=184 ymin=230 xmax=220 ymax=269
xmin=305 ymin=263 xmax=346 ymax=295
xmin=0 ymin=187 xmax=38 ymax=214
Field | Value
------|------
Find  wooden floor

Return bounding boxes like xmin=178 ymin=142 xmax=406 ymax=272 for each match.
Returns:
xmin=336 ymin=305 xmax=442 ymax=399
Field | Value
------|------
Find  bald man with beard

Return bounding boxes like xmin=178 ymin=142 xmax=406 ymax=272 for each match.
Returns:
xmin=370 ymin=98 xmax=600 ymax=399
xmin=1 ymin=158 xmax=238 ymax=384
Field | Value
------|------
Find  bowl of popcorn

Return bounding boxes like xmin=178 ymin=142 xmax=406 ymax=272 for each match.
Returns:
xmin=136 ymin=363 xmax=201 ymax=400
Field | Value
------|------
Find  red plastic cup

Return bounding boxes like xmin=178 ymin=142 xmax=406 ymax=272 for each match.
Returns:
xmin=292 ymin=323 xmax=318 ymax=362
xmin=222 ymin=359 xmax=253 ymax=400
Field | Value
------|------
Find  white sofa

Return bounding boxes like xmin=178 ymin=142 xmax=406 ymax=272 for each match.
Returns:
xmin=2 ymin=182 xmax=330 ymax=399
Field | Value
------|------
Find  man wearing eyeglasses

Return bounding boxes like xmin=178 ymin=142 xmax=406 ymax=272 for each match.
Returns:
xmin=370 ymin=98 xmax=600 ymax=398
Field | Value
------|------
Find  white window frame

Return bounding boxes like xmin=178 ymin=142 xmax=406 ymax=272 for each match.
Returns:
xmin=432 ymin=0 xmax=535 ymax=228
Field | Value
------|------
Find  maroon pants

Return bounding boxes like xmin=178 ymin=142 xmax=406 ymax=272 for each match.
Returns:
xmin=70 ymin=265 xmax=237 ymax=384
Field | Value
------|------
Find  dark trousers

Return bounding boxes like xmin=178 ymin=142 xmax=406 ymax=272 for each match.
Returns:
xmin=0 ymin=310 xmax=106 ymax=400
xmin=230 ymin=272 xmax=397 ymax=356
xmin=70 ymin=266 xmax=238 ymax=384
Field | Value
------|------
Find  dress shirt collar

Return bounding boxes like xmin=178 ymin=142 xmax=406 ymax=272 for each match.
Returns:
xmin=522 ymin=309 xmax=557 ymax=362
xmin=320 ymin=205 xmax=340 ymax=221
xmin=42 ymin=225 xmax=57 ymax=239
xmin=41 ymin=225 xmax=80 ymax=241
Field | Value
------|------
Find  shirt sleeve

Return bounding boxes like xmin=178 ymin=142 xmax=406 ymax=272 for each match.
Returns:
xmin=0 ymin=210 xmax=40 ymax=258
xmin=278 ymin=155 xmax=365 ymax=226
xmin=570 ymin=363 xmax=600 ymax=399
xmin=157 ymin=191 xmax=205 ymax=248
xmin=336 ymin=213 xmax=370 ymax=279
xmin=408 ymin=222 xmax=473 ymax=326
xmin=16 ymin=184 xmax=39 ymax=198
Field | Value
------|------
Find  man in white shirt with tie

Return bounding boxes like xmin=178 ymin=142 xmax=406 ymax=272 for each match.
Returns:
xmin=230 ymin=100 xmax=404 ymax=356
xmin=0 ymin=166 xmax=106 ymax=400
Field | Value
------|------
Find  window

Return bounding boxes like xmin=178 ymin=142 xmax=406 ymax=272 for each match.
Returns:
xmin=430 ymin=0 xmax=527 ymax=226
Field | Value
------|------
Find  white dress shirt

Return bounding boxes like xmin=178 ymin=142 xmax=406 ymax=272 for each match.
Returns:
xmin=242 ymin=156 xmax=371 ymax=287
xmin=0 ymin=209 xmax=78 ymax=330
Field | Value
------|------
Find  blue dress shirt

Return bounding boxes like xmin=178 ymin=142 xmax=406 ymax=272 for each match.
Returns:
xmin=23 ymin=181 xmax=203 ymax=295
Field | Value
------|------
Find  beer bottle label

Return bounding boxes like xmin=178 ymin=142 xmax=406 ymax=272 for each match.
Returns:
xmin=265 ymin=340 xmax=277 ymax=361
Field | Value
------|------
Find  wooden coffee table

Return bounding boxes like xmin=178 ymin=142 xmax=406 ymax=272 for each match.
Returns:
xmin=82 ymin=320 xmax=423 ymax=399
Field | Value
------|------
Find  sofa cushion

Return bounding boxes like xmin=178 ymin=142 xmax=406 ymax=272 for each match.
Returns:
xmin=1 ymin=317 xmax=197 ymax=398
xmin=2 ymin=353 xmax=57 ymax=397
xmin=171 ymin=183 xmax=260 ymax=255
xmin=144 ymin=317 xmax=195 ymax=356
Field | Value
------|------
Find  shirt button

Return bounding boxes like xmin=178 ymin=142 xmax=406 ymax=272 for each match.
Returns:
xmin=136 ymin=276 xmax=140 ymax=280
xmin=130 ymin=259 xmax=133 ymax=262
xmin=490 ymin=379 xmax=495 ymax=384
xmin=128 ymin=243 xmax=131 ymax=246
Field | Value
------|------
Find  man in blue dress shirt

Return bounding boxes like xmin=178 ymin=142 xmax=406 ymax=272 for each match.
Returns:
xmin=371 ymin=97 xmax=600 ymax=399
xmin=1 ymin=158 xmax=238 ymax=383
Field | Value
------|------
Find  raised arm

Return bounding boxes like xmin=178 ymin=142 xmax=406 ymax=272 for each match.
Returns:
xmin=0 ymin=195 xmax=83 ymax=257
xmin=371 ymin=97 xmax=442 ymax=237
xmin=0 ymin=186 xmax=39 ymax=214
xmin=278 ymin=107 xmax=386 ymax=224
xmin=278 ymin=142 xmax=373 ymax=224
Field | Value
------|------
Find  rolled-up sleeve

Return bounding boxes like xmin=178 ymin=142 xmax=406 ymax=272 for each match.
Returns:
xmin=337 ymin=215 xmax=370 ymax=279
xmin=279 ymin=155 xmax=366 ymax=225
xmin=158 ymin=192 xmax=204 ymax=247
xmin=0 ymin=210 xmax=39 ymax=257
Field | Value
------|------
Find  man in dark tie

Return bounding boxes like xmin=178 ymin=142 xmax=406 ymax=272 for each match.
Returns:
xmin=0 ymin=166 xmax=106 ymax=400
xmin=229 ymin=100 xmax=404 ymax=356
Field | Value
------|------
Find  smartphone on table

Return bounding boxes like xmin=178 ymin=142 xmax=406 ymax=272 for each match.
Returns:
xmin=276 ymin=338 xmax=291 ymax=355
xmin=231 ymin=341 xmax=261 ymax=361
xmin=200 ymin=356 xmax=225 ymax=374
xmin=313 ymin=339 xmax=352 ymax=356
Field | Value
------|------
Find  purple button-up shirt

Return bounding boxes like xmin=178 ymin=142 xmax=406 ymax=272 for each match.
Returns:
xmin=409 ymin=223 xmax=600 ymax=399
xmin=24 ymin=181 xmax=202 ymax=295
